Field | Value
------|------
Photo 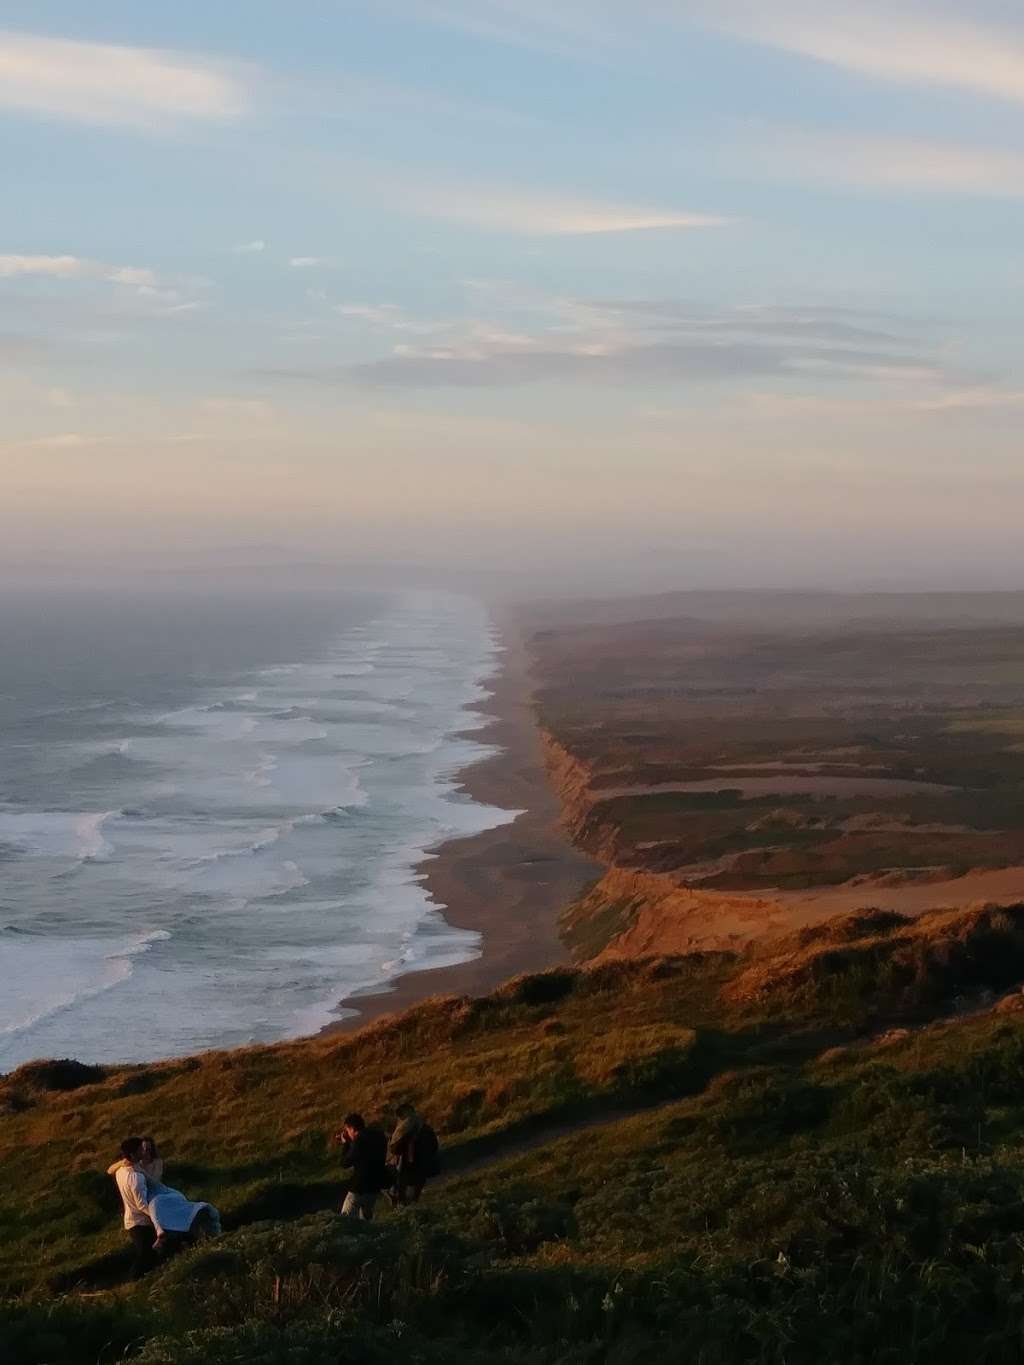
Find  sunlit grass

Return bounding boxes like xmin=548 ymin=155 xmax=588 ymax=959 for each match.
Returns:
xmin=8 ymin=904 xmax=1024 ymax=1361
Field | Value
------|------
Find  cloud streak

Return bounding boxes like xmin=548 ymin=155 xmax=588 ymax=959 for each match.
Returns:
xmin=311 ymin=148 xmax=732 ymax=235
xmin=390 ymin=2 xmax=1024 ymax=107
xmin=259 ymin=299 xmax=961 ymax=390
xmin=0 ymin=254 xmax=161 ymax=285
xmin=346 ymin=342 xmax=942 ymax=389
xmin=0 ymin=254 xmax=208 ymax=321
xmin=735 ymin=126 xmax=1024 ymax=198
xmin=697 ymin=1 xmax=1024 ymax=106
xmin=395 ymin=179 xmax=731 ymax=235
xmin=0 ymin=29 xmax=251 ymax=128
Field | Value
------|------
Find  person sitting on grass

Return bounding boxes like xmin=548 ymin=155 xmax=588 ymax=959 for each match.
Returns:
xmin=389 ymin=1103 xmax=440 ymax=1206
xmin=332 ymin=1112 xmax=388 ymax=1221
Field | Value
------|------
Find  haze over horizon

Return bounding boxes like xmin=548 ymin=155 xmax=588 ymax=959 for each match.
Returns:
xmin=3 ymin=1 xmax=1023 ymax=592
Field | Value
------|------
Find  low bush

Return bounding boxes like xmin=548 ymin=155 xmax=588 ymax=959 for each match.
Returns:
xmin=0 ymin=1296 xmax=153 ymax=1365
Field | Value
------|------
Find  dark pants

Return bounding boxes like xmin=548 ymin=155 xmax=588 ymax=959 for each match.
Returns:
xmin=341 ymin=1190 xmax=377 ymax=1220
xmin=154 ymin=1230 xmax=194 ymax=1262
xmin=127 ymin=1225 xmax=155 ymax=1279
xmin=397 ymin=1179 xmax=425 ymax=1205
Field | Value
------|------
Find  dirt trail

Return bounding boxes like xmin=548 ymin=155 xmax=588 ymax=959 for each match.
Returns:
xmin=432 ymin=1024 xmax=853 ymax=1187
xmin=435 ymin=1107 xmax=641 ymax=1185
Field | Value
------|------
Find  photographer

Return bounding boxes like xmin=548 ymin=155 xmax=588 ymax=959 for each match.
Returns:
xmin=331 ymin=1113 xmax=389 ymax=1221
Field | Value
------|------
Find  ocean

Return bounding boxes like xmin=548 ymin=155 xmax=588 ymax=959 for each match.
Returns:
xmin=0 ymin=586 xmax=516 ymax=1071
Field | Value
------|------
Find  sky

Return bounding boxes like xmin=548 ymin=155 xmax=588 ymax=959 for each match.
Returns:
xmin=2 ymin=1 xmax=1023 ymax=592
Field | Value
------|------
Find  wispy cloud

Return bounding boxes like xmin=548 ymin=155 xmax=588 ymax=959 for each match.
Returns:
xmin=734 ymin=126 xmax=1024 ymax=198
xmin=347 ymin=342 xmax=940 ymax=389
xmin=380 ymin=0 xmax=1024 ymax=109
xmin=0 ymin=254 xmax=159 ymax=285
xmin=289 ymin=256 xmax=323 ymax=268
xmin=596 ymin=299 xmax=913 ymax=345
xmin=0 ymin=29 xmax=251 ymax=127
xmin=0 ymin=253 xmax=206 ymax=319
xmin=231 ymin=239 xmax=266 ymax=254
xmin=305 ymin=145 xmax=732 ymax=235
xmin=335 ymin=302 xmax=445 ymax=334
xmin=697 ymin=1 xmax=1024 ymax=105
xmin=395 ymin=179 xmax=731 ymax=235
xmin=259 ymin=298 xmax=961 ymax=390
xmin=337 ymin=303 xmax=406 ymax=324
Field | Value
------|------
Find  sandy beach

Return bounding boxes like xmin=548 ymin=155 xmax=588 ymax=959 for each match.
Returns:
xmin=322 ymin=606 xmax=600 ymax=1032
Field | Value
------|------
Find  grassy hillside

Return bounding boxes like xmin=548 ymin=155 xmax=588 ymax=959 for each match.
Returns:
xmin=8 ymin=902 xmax=1024 ymax=1361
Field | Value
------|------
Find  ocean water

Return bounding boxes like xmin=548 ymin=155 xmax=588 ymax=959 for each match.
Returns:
xmin=0 ymin=587 xmax=517 ymax=1070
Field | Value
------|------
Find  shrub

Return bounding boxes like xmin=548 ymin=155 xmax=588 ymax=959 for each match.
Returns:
xmin=496 ymin=970 xmax=577 ymax=1008
xmin=446 ymin=1191 xmax=576 ymax=1255
xmin=0 ymin=1296 xmax=152 ymax=1365
xmin=135 ymin=1322 xmax=364 ymax=1365
xmin=10 ymin=1059 xmax=106 ymax=1092
xmin=148 ymin=1214 xmax=469 ymax=1330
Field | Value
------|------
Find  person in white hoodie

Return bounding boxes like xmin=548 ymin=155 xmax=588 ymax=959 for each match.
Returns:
xmin=110 ymin=1136 xmax=221 ymax=1270
xmin=112 ymin=1137 xmax=156 ymax=1279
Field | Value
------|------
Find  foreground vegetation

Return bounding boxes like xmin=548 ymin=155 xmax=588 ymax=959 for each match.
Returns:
xmin=8 ymin=901 xmax=1024 ymax=1360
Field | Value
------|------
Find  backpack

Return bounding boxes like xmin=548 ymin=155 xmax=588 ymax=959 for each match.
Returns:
xmin=414 ymin=1123 xmax=441 ymax=1178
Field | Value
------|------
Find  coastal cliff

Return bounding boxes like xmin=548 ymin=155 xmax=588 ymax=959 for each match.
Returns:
xmin=545 ymin=720 xmax=1024 ymax=966
xmin=529 ymin=610 xmax=1024 ymax=966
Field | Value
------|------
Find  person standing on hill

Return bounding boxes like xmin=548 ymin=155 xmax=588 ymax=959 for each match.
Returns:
xmin=389 ymin=1103 xmax=440 ymax=1205
xmin=113 ymin=1137 xmax=156 ymax=1278
xmin=333 ymin=1113 xmax=388 ymax=1220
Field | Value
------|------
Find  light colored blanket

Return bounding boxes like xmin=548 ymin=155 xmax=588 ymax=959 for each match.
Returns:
xmin=147 ymin=1184 xmax=221 ymax=1238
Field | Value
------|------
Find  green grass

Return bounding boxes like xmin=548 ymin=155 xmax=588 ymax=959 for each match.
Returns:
xmin=0 ymin=958 xmax=725 ymax=1296
xmin=9 ymin=905 xmax=1024 ymax=1361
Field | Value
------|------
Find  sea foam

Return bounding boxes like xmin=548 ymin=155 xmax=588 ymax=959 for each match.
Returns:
xmin=0 ymin=591 xmax=517 ymax=1070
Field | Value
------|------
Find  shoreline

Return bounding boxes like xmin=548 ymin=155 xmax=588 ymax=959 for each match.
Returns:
xmin=321 ymin=606 xmax=600 ymax=1034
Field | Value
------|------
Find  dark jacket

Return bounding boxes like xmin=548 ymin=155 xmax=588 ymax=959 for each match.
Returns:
xmin=390 ymin=1116 xmax=439 ymax=1181
xmin=341 ymin=1127 xmax=388 ymax=1194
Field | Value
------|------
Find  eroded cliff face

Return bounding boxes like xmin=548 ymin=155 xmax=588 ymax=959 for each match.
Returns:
xmin=540 ymin=726 xmax=1024 ymax=964
xmin=540 ymin=732 xmax=594 ymax=833
xmin=559 ymin=863 xmax=783 ymax=962
xmin=541 ymin=728 xmax=710 ymax=959
xmin=540 ymin=732 xmax=623 ymax=863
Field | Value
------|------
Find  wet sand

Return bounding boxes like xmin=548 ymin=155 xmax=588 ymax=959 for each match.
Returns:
xmin=321 ymin=606 xmax=601 ymax=1034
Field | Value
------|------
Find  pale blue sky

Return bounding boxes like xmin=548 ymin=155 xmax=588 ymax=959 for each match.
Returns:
xmin=3 ymin=2 xmax=1023 ymax=589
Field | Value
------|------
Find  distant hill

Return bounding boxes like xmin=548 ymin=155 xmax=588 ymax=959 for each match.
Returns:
xmin=524 ymin=588 xmax=1024 ymax=631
